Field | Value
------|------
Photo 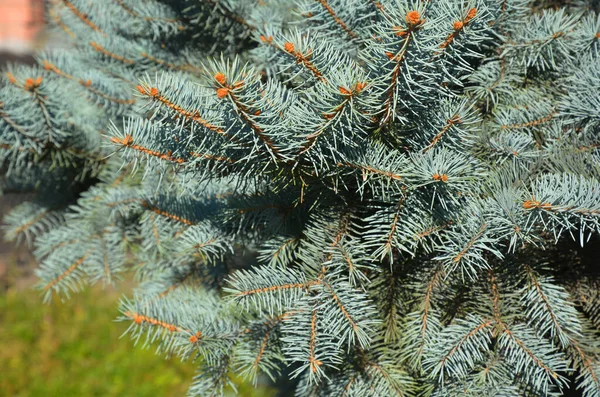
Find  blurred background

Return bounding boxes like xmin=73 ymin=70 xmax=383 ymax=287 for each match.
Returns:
xmin=0 ymin=3 xmax=195 ymax=396
xmin=0 ymin=0 xmax=44 ymax=55
xmin=0 ymin=2 xmax=274 ymax=396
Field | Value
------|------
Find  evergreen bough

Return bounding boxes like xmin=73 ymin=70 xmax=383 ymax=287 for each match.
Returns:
xmin=1 ymin=0 xmax=600 ymax=395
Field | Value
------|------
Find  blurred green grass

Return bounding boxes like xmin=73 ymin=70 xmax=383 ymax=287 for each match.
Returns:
xmin=0 ymin=272 xmax=276 ymax=397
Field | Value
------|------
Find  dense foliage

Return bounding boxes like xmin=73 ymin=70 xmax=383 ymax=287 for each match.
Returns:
xmin=1 ymin=0 xmax=600 ymax=395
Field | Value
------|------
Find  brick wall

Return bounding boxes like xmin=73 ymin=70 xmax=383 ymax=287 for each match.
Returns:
xmin=0 ymin=0 xmax=45 ymax=53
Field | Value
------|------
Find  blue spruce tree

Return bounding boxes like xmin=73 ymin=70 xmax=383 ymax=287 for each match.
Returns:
xmin=1 ymin=0 xmax=600 ymax=395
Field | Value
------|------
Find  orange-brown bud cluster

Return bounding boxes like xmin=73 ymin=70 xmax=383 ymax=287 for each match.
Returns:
xmin=214 ymin=72 xmax=227 ymax=85
xmin=213 ymin=72 xmax=243 ymax=99
xmin=406 ymin=10 xmax=422 ymax=26
xmin=136 ymin=85 xmax=160 ymax=98
xmin=24 ymin=77 xmax=43 ymax=92
xmin=281 ymin=42 xmax=327 ymax=82
xmin=311 ymin=360 xmax=324 ymax=372
xmin=338 ymin=82 xmax=368 ymax=96
xmin=465 ymin=8 xmax=477 ymax=22
xmin=260 ymin=35 xmax=274 ymax=44
xmin=392 ymin=27 xmax=408 ymax=37
xmin=439 ymin=9 xmax=477 ymax=50
xmin=523 ymin=200 xmax=552 ymax=210
xmin=216 ymin=87 xmax=230 ymax=98
xmin=6 ymin=72 xmax=17 ymax=84
xmin=111 ymin=134 xmax=134 ymax=146
xmin=214 ymin=72 xmax=229 ymax=98
xmin=189 ymin=331 xmax=202 ymax=344
xmin=433 ymin=173 xmax=449 ymax=182
xmin=283 ymin=42 xmax=295 ymax=53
